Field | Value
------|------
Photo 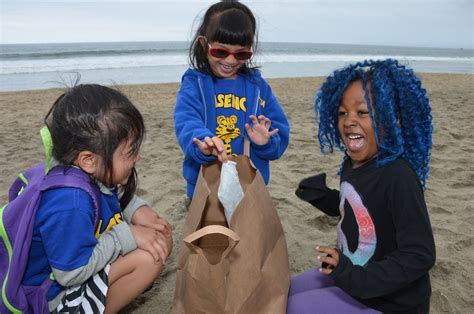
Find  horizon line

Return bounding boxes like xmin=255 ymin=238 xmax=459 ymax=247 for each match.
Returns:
xmin=0 ymin=40 xmax=471 ymax=51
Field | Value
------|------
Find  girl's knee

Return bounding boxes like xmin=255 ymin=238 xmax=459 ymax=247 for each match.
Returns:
xmin=133 ymin=249 xmax=164 ymax=280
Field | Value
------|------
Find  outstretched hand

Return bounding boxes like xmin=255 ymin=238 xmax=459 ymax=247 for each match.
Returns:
xmin=193 ymin=136 xmax=228 ymax=163
xmin=316 ymin=245 xmax=340 ymax=275
xmin=245 ymin=115 xmax=279 ymax=145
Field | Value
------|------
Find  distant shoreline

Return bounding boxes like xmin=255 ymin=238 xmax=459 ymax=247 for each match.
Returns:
xmin=1 ymin=40 xmax=472 ymax=51
xmin=1 ymin=41 xmax=472 ymax=92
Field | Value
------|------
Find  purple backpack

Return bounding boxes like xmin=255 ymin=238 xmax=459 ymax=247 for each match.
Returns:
xmin=0 ymin=163 xmax=100 ymax=314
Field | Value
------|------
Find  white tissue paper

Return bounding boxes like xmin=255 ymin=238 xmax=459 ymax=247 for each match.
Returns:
xmin=218 ymin=161 xmax=244 ymax=225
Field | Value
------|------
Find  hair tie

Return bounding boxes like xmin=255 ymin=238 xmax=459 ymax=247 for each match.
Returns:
xmin=40 ymin=126 xmax=53 ymax=174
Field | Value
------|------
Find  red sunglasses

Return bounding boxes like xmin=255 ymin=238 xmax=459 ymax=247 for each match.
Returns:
xmin=208 ymin=44 xmax=253 ymax=61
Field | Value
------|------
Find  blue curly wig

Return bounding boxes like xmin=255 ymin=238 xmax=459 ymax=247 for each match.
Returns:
xmin=315 ymin=59 xmax=433 ymax=187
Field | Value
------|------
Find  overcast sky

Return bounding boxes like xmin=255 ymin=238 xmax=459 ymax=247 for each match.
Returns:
xmin=1 ymin=0 xmax=473 ymax=48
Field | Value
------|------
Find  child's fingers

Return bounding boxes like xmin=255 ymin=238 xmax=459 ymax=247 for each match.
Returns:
xmin=258 ymin=115 xmax=270 ymax=127
xmin=153 ymin=240 xmax=168 ymax=263
xmin=268 ymin=128 xmax=279 ymax=136
xmin=315 ymin=245 xmax=337 ymax=255
xmin=217 ymin=151 xmax=228 ymax=163
xmin=317 ymin=254 xmax=337 ymax=268
xmin=132 ymin=225 xmax=166 ymax=263
xmin=192 ymin=137 xmax=203 ymax=146
xmin=319 ymin=267 xmax=333 ymax=275
xmin=211 ymin=136 xmax=225 ymax=153
xmin=161 ymin=220 xmax=173 ymax=235
xmin=155 ymin=218 xmax=172 ymax=230
xmin=264 ymin=117 xmax=271 ymax=128
xmin=249 ymin=115 xmax=259 ymax=125
xmin=155 ymin=233 xmax=171 ymax=260
xmin=149 ymin=221 xmax=171 ymax=236
xmin=204 ymin=136 xmax=215 ymax=148
xmin=145 ymin=242 xmax=161 ymax=264
xmin=212 ymin=140 xmax=228 ymax=163
xmin=245 ymin=123 xmax=253 ymax=134
xmin=193 ymin=138 xmax=209 ymax=154
xmin=315 ymin=245 xmax=339 ymax=275
xmin=147 ymin=233 xmax=166 ymax=263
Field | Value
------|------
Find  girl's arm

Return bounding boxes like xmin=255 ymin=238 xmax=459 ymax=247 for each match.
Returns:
xmin=51 ymin=223 xmax=136 ymax=287
xmin=122 ymin=195 xmax=171 ymax=235
xmin=174 ymin=76 xmax=216 ymax=164
xmin=330 ymin=165 xmax=436 ymax=299
xmin=121 ymin=194 xmax=148 ymax=223
xmin=295 ymin=173 xmax=340 ymax=216
xmin=128 ymin=205 xmax=173 ymax=257
xmin=38 ymin=189 xmax=136 ymax=287
xmin=249 ymin=81 xmax=290 ymax=160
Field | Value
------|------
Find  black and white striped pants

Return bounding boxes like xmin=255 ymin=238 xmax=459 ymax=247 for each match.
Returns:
xmin=52 ymin=264 xmax=110 ymax=314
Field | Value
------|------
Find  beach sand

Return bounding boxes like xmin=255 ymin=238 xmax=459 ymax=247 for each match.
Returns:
xmin=1 ymin=74 xmax=473 ymax=313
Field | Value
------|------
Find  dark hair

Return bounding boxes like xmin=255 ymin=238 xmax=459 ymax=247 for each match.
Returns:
xmin=45 ymin=84 xmax=145 ymax=208
xmin=315 ymin=59 xmax=433 ymax=187
xmin=189 ymin=0 xmax=258 ymax=76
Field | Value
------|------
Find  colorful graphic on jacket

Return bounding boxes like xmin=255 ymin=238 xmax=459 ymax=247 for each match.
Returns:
xmin=95 ymin=212 xmax=124 ymax=238
xmin=215 ymin=93 xmax=247 ymax=112
xmin=216 ymin=115 xmax=241 ymax=155
xmin=258 ymin=96 xmax=265 ymax=108
xmin=337 ymin=181 xmax=376 ymax=266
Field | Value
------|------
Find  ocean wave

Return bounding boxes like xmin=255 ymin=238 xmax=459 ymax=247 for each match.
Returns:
xmin=1 ymin=53 xmax=472 ymax=75
xmin=0 ymin=48 xmax=187 ymax=60
xmin=256 ymin=53 xmax=474 ymax=63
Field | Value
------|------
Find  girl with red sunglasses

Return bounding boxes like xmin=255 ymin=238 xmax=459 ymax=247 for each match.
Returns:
xmin=174 ymin=1 xmax=290 ymax=199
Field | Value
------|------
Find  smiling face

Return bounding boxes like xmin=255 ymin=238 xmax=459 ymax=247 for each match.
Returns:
xmin=206 ymin=41 xmax=250 ymax=79
xmin=338 ymin=80 xmax=378 ymax=168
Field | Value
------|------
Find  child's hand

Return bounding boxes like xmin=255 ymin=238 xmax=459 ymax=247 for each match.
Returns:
xmin=316 ymin=245 xmax=340 ymax=275
xmin=129 ymin=224 xmax=171 ymax=264
xmin=245 ymin=115 xmax=279 ymax=145
xmin=132 ymin=205 xmax=172 ymax=237
xmin=193 ymin=136 xmax=228 ymax=163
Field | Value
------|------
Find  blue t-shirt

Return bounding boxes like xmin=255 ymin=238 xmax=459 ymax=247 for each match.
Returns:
xmin=22 ymin=186 xmax=124 ymax=300
xmin=214 ymin=76 xmax=247 ymax=156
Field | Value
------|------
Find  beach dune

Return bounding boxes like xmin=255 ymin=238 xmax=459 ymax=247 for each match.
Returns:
xmin=1 ymin=74 xmax=472 ymax=313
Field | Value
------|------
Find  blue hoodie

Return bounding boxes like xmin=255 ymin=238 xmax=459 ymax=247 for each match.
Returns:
xmin=174 ymin=68 xmax=290 ymax=198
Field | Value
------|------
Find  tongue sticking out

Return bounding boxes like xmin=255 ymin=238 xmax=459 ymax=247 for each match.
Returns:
xmin=348 ymin=137 xmax=365 ymax=151
xmin=220 ymin=64 xmax=235 ymax=74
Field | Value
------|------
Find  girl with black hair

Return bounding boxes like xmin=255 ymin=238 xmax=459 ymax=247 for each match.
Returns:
xmin=174 ymin=0 xmax=290 ymax=198
xmin=22 ymin=84 xmax=172 ymax=313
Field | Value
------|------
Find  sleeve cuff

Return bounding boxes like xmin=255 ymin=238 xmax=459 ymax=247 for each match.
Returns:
xmin=122 ymin=195 xmax=149 ymax=223
xmin=189 ymin=140 xmax=217 ymax=164
xmin=330 ymin=251 xmax=351 ymax=280
xmin=112 ymin=222 xmax=137 ymax=255
xmin=295 ymin=173 xmax=329 ymax=202
xmin=250 ymin=135 xmax=280 ymax=158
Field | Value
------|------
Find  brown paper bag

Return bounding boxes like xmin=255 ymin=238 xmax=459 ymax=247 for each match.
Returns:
xmin=172 ymin=155 xmax=290 ymax=314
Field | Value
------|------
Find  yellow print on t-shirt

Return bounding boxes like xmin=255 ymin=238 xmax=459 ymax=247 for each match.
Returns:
xmin=215 ymin=93 xmax=247 ymax=112
xmin=216 ymin=115 xmax=241 ymax=155
xmin=95 ymin=212 xmax=124 ymax=238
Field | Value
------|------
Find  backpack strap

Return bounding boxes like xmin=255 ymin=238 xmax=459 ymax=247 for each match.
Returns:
xmin=39 ymin=166 xmax=101 ymax=228
xmin=8 ymin=163 xmax=45 ymax=202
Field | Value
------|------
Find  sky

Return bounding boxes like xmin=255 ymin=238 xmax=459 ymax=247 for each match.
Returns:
xmin=1 ymin=0 xmax=473 ymax=49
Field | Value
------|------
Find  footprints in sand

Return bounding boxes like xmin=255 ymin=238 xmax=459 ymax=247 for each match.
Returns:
xmin=305 ymin=214 xmax=338 ymax=232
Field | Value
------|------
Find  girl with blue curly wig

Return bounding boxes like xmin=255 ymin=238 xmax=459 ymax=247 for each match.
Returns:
xmin=288 ymin=59 xmax=436 ymax=314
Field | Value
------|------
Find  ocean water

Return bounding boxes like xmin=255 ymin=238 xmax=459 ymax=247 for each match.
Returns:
xmin=0 ymin=41 xmax=472 ymax=91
